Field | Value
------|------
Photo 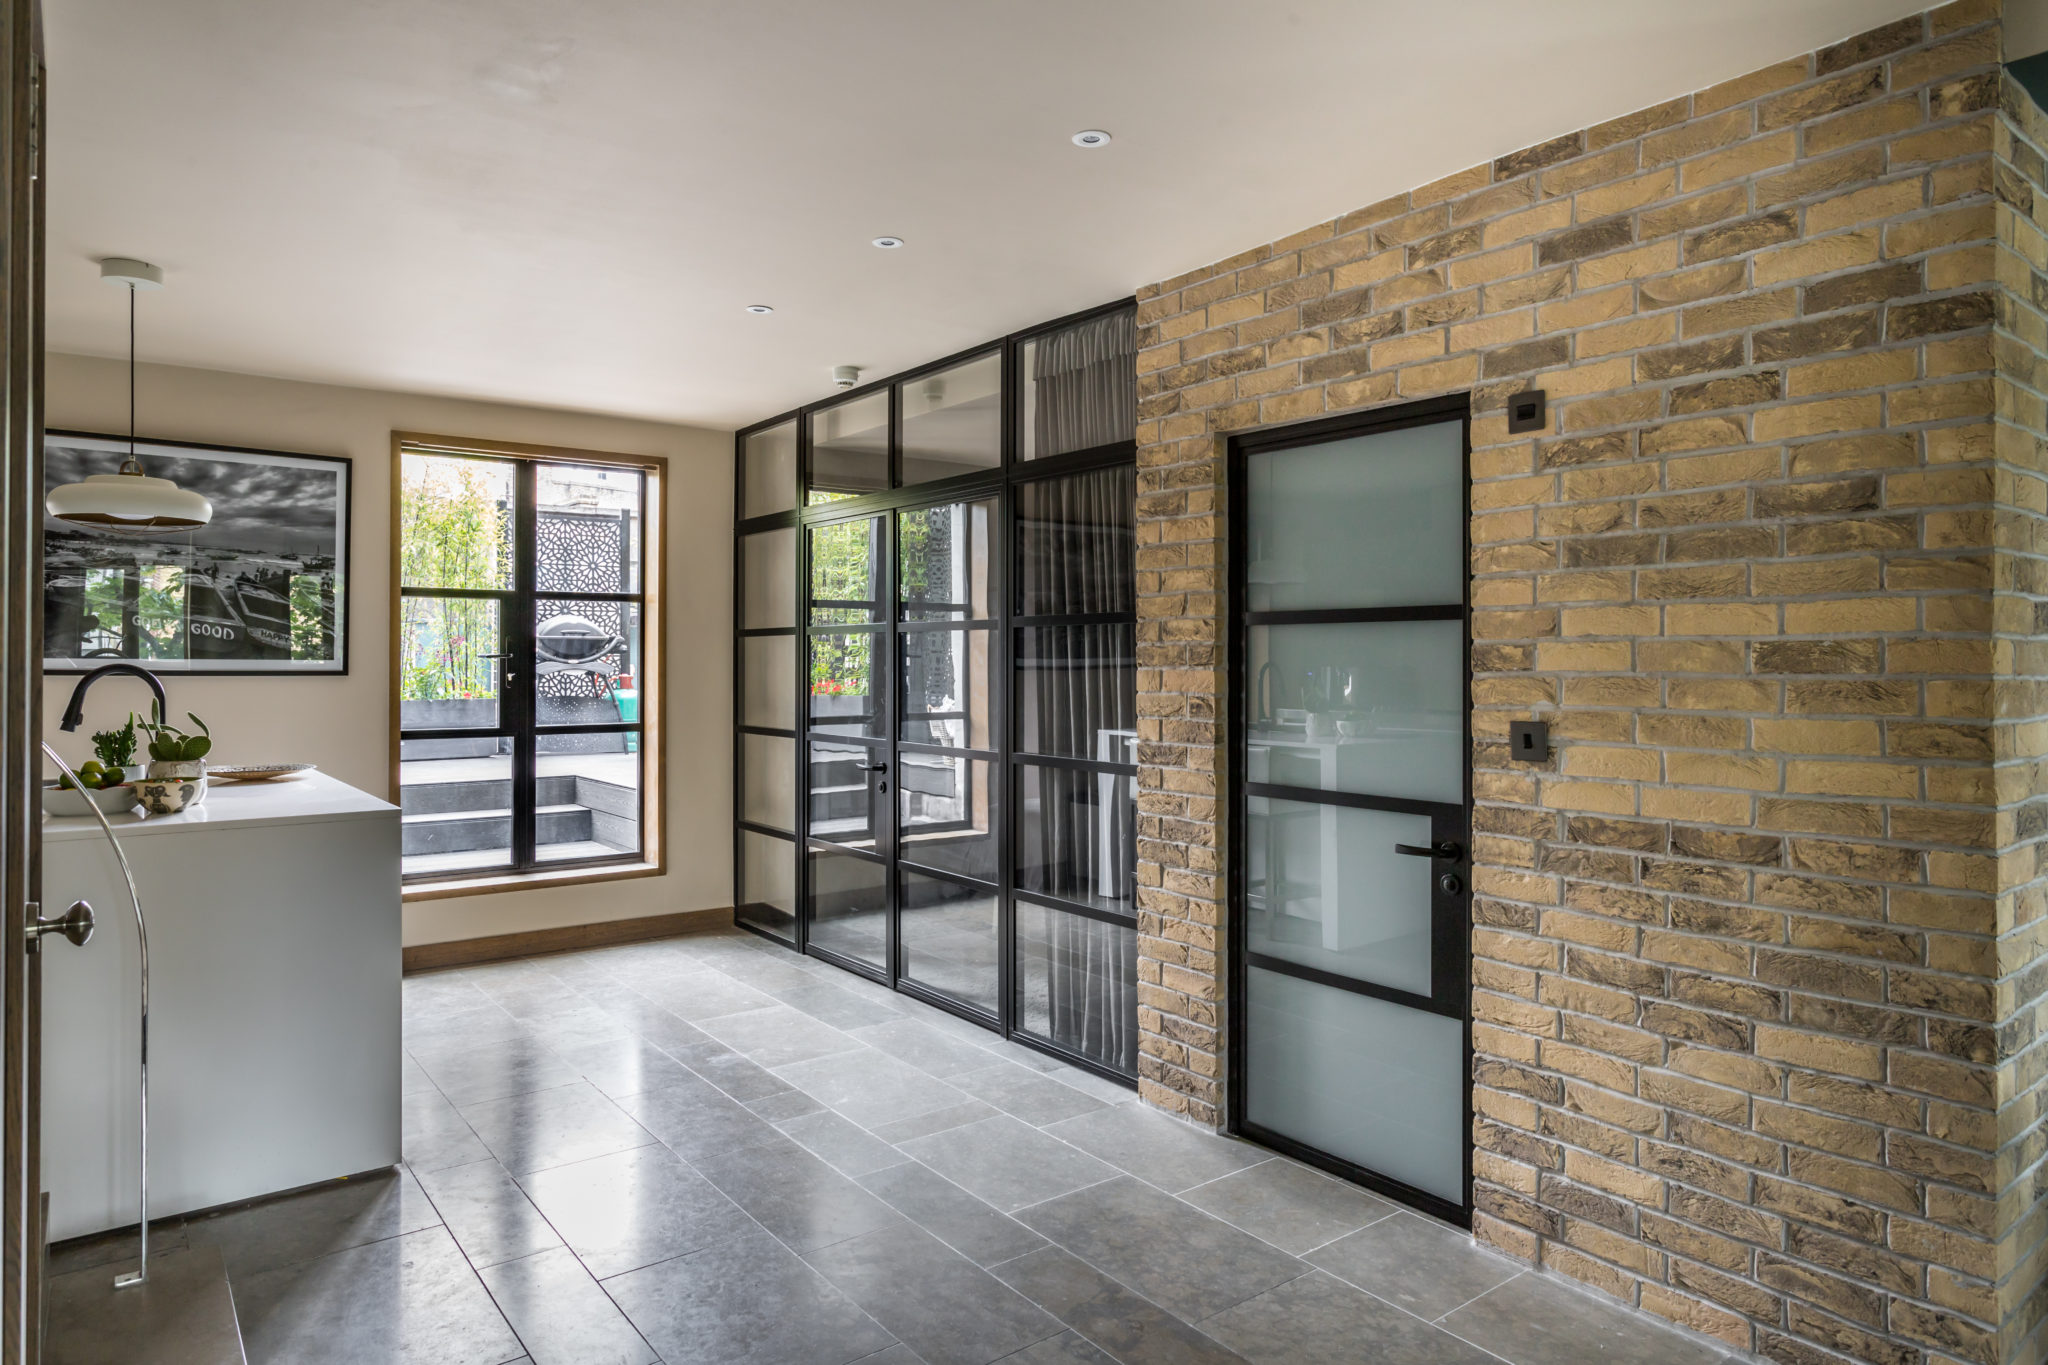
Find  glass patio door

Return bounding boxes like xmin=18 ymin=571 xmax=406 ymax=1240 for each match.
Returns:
xmin=804 ymin=499 xmax=1001 ymax=1017
xmin=1232 ymin=401 xmax=1473 ymax=1222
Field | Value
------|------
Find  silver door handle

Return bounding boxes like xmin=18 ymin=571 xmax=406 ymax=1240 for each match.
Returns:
xmin=26 ymin=900 xmax=94 ymax=951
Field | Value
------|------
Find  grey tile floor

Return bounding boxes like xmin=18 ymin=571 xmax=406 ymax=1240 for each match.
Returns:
xmin=56 ymin=927 xmax=1759 ymax=1365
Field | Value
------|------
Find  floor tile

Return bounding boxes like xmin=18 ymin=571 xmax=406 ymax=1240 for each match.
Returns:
xmin=771 ymin=980 xmax=912 ymax=1030
xmin=897 ymin=1115 xmax=1117 ymax=1214
xmin=1442 ymin=1269 xmax=1732 ymax=1365
xmin=404 ymin=1004 xmax=528 ymax=1056
xmin=518 ymin=1143 xmax=754 ymax=1280
xmin=989 ymin=1246 xmax=1245 ymax=1365
xmin=411 ymin=1034 xmax=582 ymax=1108
xmin=749 ymin=1087 xmax=829 ymax=1122
xmin=635 ymin=973 xmax=784 ymax=1022
xmin=1304 ymin=1212 xmax=1523 ymax=1320
xmin=777 ymin=1047 xmax=973 ymax=1128
xmin=46 ymin=1221 xmax=189 ymax=1278
xmin=233 ymin=1224 xmax=523 ymax=1365
xmin=688 ymin=1136 xmax=905 ymax=1254
xmin=806 ymin=1221 xmax=1064 ymax=1365
xmin=948 ymin=1065 xmax=1106 ymax=1127
xmin=1199 ymin=1270 xmax=1498 ymax=1364
xmin=553 ymin=1035 xmax=701 ymax=1100
xmin=403 ymin=1086 xmax=494 ymax=1173
xmin=993 ymin=1332 xmax=1116 ymax=1364
xmin=615 ymin=1073 xmax=785 ymax=1164
xmin=184 ymin=1165 xmax=441 ymax=1279
xmin=1014 ymin=1176 xmax=1303 ymax=1324
xmin=478 ymin=1246 xmax=658 ymax=1365
xmin=858 ymin=1161 xmax=1047 ymax=1268
xmin=671 ymin=1038 xmax=801 ymax=1102
xmin=604 ymin=1227 xmax=896 ymax=1365
xmin=583 ymin=988 xmax=715 ymax=1054
xmin=779 ymin=1108 xmax=906 ymax=1178
xmin=1040 ymin=1106 xmax=1266 ymax=1194
xmin=869 ymin=1100 xmax=1001 ymax=1145
xmin=697 ymin=1004 xmax=868 ymax=1069
xmin=44 ymin=1243 xmax=241 ymax=1365
xmin=1176 ymin=1159 xmax=1397 ymax=1255
xmin=414 ymin=1158 xmax=561 ymax=1270
xmin=401 ymin=1051 xmax=439 ymax=1095
xmin=851 ymin=1017 xmax=1010 ymax=1078
xmin=459 ymin=1080 xmax=656 ymax=1175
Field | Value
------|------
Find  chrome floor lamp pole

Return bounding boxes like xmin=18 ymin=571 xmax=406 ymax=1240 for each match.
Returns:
xmin=39 ymin=742 xmax=149 ymax=1287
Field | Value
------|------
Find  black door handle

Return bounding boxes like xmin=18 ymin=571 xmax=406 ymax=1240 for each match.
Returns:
xmin=1394 ymin=841 xmax=1463 ymax=860
xmin=857 ymin=762 xmax=888 ymax=772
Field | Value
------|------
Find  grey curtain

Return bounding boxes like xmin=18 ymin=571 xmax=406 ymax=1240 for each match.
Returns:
xmin=1031 ymin=310 xmax=1138 ymax=458
xmin=1015 ymin=465 xmax=1138 ymax=1073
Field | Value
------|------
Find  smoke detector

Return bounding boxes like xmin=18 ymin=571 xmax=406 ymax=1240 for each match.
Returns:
xmin=832 ymin=365 xmax=860 ymax=390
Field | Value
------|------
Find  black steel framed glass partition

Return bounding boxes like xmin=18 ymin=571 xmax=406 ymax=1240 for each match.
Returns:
xmin=734 ymin=300 xmax=1140 ymax=1081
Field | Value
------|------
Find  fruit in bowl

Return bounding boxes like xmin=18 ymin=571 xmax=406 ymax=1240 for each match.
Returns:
xmin=43 ymin=764 xmax=138 ymax=818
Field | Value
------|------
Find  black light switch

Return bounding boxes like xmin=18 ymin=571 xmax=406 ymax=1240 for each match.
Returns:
xmin=1509 ymin=720 xmax=1549 ymax=762
xmin=1507 ymin=390 xmax=1547 ymax=434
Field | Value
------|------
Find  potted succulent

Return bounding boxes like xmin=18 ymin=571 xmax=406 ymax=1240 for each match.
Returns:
xmin=92 ymin=713 xmax=146 ymax=784
xmin=136 ymin=707 xmax=212 ymax=812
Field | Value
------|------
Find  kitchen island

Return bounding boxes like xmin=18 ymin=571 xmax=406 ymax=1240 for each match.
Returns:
xmin=40 ymin=772 xmax=400 ymax=1241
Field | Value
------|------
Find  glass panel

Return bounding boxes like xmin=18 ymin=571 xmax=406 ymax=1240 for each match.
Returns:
xmin=743 ymin=420 xmax=799 ymax=519
xmin=900 ymin=869 xmax=997 ymax=1015
xmin=1016 ymin=902 xmax=1137 ymax=1075
xmin=534 ymin=740 xmax=641 ymax=863
xmin=738 ymin=829 xmax=797 ymax=943
xmin=809 ymin=632 xmax=883 ymax=738
xmin=899 ymin=500 xmax=993 ymax=621
xmin=899 ymin=755 xmax=994 ymax=881
xmin=809 ymin=390 xmax=890 ymax=502
xmin=537 ymin=463 xmax=643 ymax=594
xmin=742 ymin=732 xmax=795 ymax=832
xmin=742 ymin=634 xmax=796 ymax=731
xmin=533 ymin=598 xmax=638 ymax=725
xmin=1248 ymin=797 xmax=1433 ymax=997
xmin=810 ymin=517 xmax=884 ymax=625
xmin=1016 ymin=762 xmax=1134 ymax=915
xmin=398 ymin=747 xmax=511 ymax=877
xmin=399 ymin=452 xmax=514 ymax=591
xmin=743 ymin=528 xmax=797 ymax=630
xmin=1015 ymin=624 xmax=1134 ymax=760
xmin=398 ymin=596 xmax=501 ymax=730
xmin=807 ymin=739 xmax=883 ymax=850
xmin=1247 ymin=965 xmax=1464 ymax=1204
xmin=1247 ymin=620 xmax=1464 ymax=806
xmin=900 ymin=353 xmax=1002 ymax=486
xmin=901 ymin=630 xmax=990 ymax=750
xmin=1020 ymin=309 xmax=1136 ymax=462
xmin=1015 ymin=466 xmax=1135 ymax=617
xmin=808 ymin=845 xmax=887 ymax=971
xmin=1247 ymin=420 xmax=1463 ymax=612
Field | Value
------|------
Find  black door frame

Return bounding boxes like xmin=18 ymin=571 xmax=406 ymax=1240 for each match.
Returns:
xmin=732 ymin=299 xmax=1142 ymax=1087
xmin=1225 ymin=391 xmax=1476 ymax=1228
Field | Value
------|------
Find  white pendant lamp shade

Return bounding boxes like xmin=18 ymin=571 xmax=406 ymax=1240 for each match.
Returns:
xmin=45 ymin=468 xmax=211 ymax=532
xmin=45 ymin=257 xmax=213 ymax=535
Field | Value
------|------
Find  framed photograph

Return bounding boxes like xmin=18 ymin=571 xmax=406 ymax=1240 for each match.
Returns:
xmin=42 ymin=431 xmax=352 ymax=674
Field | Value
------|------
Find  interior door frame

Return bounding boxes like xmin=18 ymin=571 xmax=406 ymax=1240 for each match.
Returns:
xmin=1224 ymin=392 xmax=1476 ymax=1228
xmin=0 ymin=0 xmax=43 ymax=1354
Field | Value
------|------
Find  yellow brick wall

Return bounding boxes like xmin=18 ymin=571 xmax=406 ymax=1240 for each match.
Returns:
xmin=1130 ymin=4 xmax=2028 ymax=1362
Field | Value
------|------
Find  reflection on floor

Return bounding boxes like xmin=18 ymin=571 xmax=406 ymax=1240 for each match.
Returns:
xmin=52 ymin=928 xmax=1752 ymax=1365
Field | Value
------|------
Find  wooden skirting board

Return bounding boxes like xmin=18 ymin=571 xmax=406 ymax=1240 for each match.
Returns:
xmin=402 ymin=907 xmax=732 ymax=973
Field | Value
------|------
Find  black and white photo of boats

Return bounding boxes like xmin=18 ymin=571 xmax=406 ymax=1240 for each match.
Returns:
xmin=43 ymin=431 xmax=351 ymax=673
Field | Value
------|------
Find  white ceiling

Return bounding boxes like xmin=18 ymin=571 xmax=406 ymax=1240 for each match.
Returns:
xmin=44 ymin=0 xmax=1929 ymax=430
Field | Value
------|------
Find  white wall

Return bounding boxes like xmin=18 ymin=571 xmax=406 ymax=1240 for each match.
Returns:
xmin=41 ymin=352 xmax=734 ymax=946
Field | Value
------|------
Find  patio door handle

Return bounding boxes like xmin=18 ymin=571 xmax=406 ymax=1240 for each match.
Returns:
xmin=857 ymin=762 xmax=888 ymax=772
xmin=1394 ymin=841 xmax=1462 ymax=860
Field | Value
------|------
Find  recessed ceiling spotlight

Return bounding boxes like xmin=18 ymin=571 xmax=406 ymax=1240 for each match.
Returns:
xmin=744 ymin=304 xmax=774 ymax=314
xmin=1071 ymin=129 xmax=1111 ymax=148
xmin=871 ymin=236 xmax=904 ymax=249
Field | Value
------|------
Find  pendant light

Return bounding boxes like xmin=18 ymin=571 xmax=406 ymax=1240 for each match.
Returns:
xmin=45 ymin=258 xmax=212 ymax=534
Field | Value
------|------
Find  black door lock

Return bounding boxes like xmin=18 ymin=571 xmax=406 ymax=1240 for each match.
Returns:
xmin=1439 ymin=873 xmax=1463 ymax=895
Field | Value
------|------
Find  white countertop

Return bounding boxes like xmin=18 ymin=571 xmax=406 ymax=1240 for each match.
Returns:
xmin=42 ymin=770 xmax=396 ymax=843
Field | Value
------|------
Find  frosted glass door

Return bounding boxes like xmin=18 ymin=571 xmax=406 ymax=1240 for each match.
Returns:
xmin=1236 ymin=407 xmax=1471 ymax=1221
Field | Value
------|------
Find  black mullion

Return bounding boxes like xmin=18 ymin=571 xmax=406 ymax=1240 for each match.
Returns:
xmin=511 ymin=460 xmax=538 ymax=869
xmin=1011 ymin=611 xmax=1130 ymax=628
xmin=1011 ymin=887 xmax=1135 ymax=931
xmin=1246 ymin=781 xmax=1460 ymax=819
xmin=881 ymin=510 xmax=901 ymax=991
xmin=535 ymin=590 xmax=645 ymax=606
xmin=895 ymin=740 xmax=996 ymax=761
xmin=399 ymin=726 xmax=516 ymax=743
xmin=895 ymin=618 xmax=995 ymax=633
xmin=1247 ymin=604 xmax=1461 ymax=626
xmin=399 ymin=586 xmax=514 ymax=602
xmin=1015 ymin=751 xmax=1138 ymax=776
xmin=534 ymin=723 xmax=642 ymax=736
xmin=1244 ymin=951 xmax=1453 ymax=1020
xmin=995 ymin=474 xmax=1016 ymax=1043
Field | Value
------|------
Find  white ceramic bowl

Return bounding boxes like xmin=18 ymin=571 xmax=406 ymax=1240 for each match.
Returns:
xmin=42 ymin=780 xmax=138 ymax=818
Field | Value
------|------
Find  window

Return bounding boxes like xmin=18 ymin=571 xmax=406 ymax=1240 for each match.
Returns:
xmin=732 ymin=302 xmax=1140 ymax=1082
xmin=394 ymin=436 xmax=663 ymax=891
